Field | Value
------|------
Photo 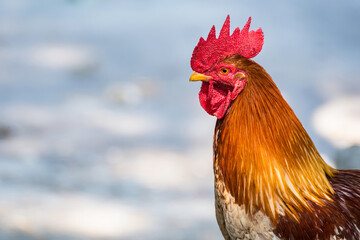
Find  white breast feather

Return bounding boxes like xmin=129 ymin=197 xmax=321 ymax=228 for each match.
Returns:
xmin=215 ymin=179 xmax=279 ymax=240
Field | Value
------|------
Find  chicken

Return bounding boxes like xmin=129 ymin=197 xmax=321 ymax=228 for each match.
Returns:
xmin=189 ymin=16 xmax=360 ymax=240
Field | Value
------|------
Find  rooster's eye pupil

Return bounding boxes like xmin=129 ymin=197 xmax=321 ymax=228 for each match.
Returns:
xmin=221 ymin=68 xmax=229 ymax=74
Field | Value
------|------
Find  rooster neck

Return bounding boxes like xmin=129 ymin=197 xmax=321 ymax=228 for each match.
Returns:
xmin=213 ymin=67 xmax=335 ymax=224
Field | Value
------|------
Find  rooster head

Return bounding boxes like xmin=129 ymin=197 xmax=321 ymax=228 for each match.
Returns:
xmin=189 ymin=15 xmax=264 ymax=119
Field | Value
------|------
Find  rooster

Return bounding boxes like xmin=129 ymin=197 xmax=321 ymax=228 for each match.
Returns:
xmin=189 ymin=16 xmax=360 ymax=240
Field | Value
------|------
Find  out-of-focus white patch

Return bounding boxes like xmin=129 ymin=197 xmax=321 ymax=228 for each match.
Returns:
xmin=108 ymin=148 xmax=212 ymax=190
xmin=106 ymin=82 xmax=143 ymax=105
xmin=28 ymin=44 xmax=95 ymax=70
xmin=312 ymin=96 xmax=360 ymax=148
xmin=0 ymin=192 xmax=153 ymax=238
xmin=89 ymin=108 xmax=159 ymax=136
xmin=0 ymin=100 xmax=162 ymax=159
xmin=2 ymin=104 xmax=56 ymax=129
xmin=67 ymin=96 xmax=163 ymax=136
xmin=104 ymin=78 xmax=160 ymax=105
xmin=2 ymin=98 xmax=161 ymax=136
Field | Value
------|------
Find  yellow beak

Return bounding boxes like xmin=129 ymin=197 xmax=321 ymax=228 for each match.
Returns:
xmin=189 ymin=72 xmax=212 ymax=82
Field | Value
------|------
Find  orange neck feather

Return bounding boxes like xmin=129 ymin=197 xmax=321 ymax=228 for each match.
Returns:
xmin=214 ymin=57 xmax=335 ymax=223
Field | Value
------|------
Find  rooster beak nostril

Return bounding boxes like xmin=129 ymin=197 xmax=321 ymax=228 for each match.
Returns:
xmin=189 ymin=72 xmax=212 ymax=82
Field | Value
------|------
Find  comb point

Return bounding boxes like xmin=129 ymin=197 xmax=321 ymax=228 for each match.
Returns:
xmin=219 ymin=15 xmax=230 ymax=38
xmin=207 ymin=25 xmax=216 ymax=40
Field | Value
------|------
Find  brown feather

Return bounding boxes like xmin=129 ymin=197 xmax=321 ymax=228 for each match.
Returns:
xmin=214 ymin=55 xmax=335 ymax=224
xmin=275 ymin=170 xmax=360 ymax=239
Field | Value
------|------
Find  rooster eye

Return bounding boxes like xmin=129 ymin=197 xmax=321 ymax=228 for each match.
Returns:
xmin=220 ymin=68 xmax=230 ymax=74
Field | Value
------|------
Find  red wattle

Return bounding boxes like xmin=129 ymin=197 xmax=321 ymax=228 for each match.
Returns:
xmin=198 ymin=79 xmax=246 ymax=119
xmin=199 ymin=81 xmax=231 ymax=119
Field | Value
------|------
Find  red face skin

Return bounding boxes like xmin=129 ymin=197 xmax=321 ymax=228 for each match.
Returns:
xmin=199 ymin=63 xmax=246 ymax=119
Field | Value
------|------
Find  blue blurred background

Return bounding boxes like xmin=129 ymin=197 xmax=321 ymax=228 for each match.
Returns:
xmin=0 ymin=0 xmax=359 ymax=239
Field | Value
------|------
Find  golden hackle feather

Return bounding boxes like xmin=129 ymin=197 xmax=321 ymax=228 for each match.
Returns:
xmin=214 ymin=55 xmax=335 ymax=223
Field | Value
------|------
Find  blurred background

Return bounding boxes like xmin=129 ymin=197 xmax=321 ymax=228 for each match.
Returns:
xmin=0 ymin=0 xmax=359 ymax=239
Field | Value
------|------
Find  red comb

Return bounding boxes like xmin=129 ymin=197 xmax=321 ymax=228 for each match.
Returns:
xmin=191 ymin=15 xmax=264 ymax=73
